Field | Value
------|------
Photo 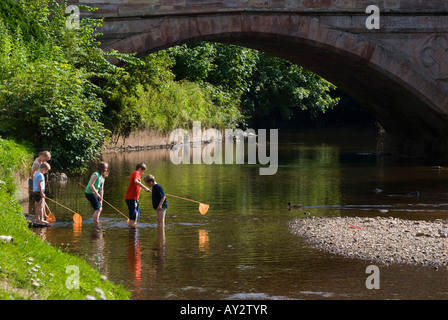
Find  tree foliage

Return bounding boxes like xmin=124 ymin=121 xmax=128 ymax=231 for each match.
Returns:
xmin=167 ymin=42 xmax=339 ymax=126
xmin=0 ymin=0 xmax=136 ymax=173
xmin=242 ymin=52 xmax=339 ymax=123
xmin=168 ymin=42 xmax=257 ymax=108
xmin=102 ymin=48 xmax=243 ymax=136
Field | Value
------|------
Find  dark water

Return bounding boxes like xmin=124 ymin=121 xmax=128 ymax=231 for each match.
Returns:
xmin=30 ymin=128 xmax=448 ymax=300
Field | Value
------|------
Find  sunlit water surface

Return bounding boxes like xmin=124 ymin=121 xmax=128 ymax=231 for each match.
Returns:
xmin=29 ymin=128 xmax=448 ymax=299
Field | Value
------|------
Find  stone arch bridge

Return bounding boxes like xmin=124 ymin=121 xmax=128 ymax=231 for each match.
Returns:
xmin=69 ymin=0 xmax=448 ymax=157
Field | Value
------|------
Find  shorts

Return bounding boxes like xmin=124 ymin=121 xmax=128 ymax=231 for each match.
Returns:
xmin=85 ymin=193 xmax=101 ymax=211
xmin=125 ymin=199 xmax=141 ymax=221
xmin=34 ymin=193 xmax=45 ymax=203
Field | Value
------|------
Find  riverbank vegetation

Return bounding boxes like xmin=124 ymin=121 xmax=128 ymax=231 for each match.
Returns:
xmin=101 ymin=50 xmax=244 ymax=135
xmin=0 ymin=0 xmax=129 ymax=173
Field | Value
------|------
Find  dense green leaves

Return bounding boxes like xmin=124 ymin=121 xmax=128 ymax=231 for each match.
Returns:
xmin=0 ymin=0 xmax=133 ymax=173
xmin=0 ymin=0 xmax=44 ymax=43
xmin=243 ymin=52 xmax=339 ymax=123
xmin=167 ymin=42 xmax=339 ymax=126
xmin=102 ymin=49 xmax=243 ymax=135
xmin=168 ymin=43 xmax=257 ymax=108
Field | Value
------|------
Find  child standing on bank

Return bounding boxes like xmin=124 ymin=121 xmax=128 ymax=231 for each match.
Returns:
xmin=143 ymin=174 xmax=168 ymax=228
xmin=32 ymin=162 xmax=51 ymax=225
xmin=125 ymin=163 xmax=150 ymax=227
xmin=85 ymin=162 xmax=109 ymax=224
xmin=28 ymin=151 xmax=51 ymax=198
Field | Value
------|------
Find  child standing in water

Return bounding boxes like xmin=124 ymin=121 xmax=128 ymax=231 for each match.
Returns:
xmin=33 ymin=162 xmax=51 ymax=225
xmin=125 ymin=163 xmax=150 ymax=227
xmin=143 ymin=174 xmax=168 ymax=228
xmin=85 ymin=162 xmax=109 ymax=224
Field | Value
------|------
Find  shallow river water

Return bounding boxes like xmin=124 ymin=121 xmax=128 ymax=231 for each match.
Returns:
xmin=30 ymin=128 xmax=448 ymax=300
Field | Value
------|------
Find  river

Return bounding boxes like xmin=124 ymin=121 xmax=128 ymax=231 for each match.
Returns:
xmin=30 ymin=128 xmax=448 ymax=300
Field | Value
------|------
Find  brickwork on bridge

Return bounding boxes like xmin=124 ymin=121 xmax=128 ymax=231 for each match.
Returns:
xmin=68 ymin=0 xmax=448 ymax=155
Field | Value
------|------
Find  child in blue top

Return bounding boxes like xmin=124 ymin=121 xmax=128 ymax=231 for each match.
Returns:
xmin=85 ymin=162 xmax=109 ymax=224
xmin=33 ymin=162 xmax=51 ymax=225
xmin=143 ymin=174 xmax=167 ymax=228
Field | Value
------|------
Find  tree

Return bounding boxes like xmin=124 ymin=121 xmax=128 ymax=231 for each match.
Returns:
xmin=242 ymin=52 xmax=339 ymax=125
xmin=167 ymin=42 xmax=339 ymax=127
xmin=168 ymin=42 xmax=257 ymax=109
xmin=0 ymin=0 xmax=137 ymax=173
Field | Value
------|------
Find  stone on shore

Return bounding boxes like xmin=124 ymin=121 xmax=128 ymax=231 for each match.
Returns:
xmin=290 ymin=216 xmax=448 ymax=267
xmin=24 ymin=213 xmax=51 ymax=228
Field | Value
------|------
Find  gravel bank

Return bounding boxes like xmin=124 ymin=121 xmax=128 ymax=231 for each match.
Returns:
xmin=290 ymin=216 xmax=448 ymax=267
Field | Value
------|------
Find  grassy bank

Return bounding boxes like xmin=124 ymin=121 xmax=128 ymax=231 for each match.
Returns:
xmin=0 ymin=138 xmax=130 ymax=300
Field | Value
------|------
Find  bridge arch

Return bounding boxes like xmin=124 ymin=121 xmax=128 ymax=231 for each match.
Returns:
xmin=92 ymin=9 xmax=448 ymax=155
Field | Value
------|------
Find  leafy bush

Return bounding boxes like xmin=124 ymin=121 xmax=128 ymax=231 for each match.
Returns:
xmin=243 ymin=52 xmax=340 ymax=122
xmin=0 ymin=0 xmax=134 ymax=173
xmin=168 ymin=42 xmax=339 ymax=125
xmin=103 ymin=50 xmax=244 ymax=135
xmin=123 ymin=81 xmax=243 ymax=132
xmin=0 ymin=55 xmax=108 ymax=173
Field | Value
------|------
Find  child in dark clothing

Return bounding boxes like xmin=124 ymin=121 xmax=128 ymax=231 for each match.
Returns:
xmin=143 ymin=174 xmax=167 ymax=228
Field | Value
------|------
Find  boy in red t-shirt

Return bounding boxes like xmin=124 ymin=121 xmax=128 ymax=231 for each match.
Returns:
xmin=125 ymin=163 xmax=151 ymax=227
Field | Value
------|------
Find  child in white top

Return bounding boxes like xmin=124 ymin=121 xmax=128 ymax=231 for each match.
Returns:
xmin=33 ymin=162 xmax=51 ymax=225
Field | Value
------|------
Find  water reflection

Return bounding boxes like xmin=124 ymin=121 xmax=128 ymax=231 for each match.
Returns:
xmin=27 ymin=128 xmax=448 ymax=299
xmin=127 ymin=228 xmax=142 ymax=294
xmin=73 ymin=223 xmax=82 ymax=239
xmin=153 ymin=222 xmax=167 ymax=274
xmin=124 ymin=222 xmax=167 ymax=299
xmin=91 ymin=224 xmax=107 ymax=275
xmin=198 ymin=229 xmax=209 ymax=257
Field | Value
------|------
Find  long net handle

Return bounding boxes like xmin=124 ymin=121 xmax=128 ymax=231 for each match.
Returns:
xmin=77 ymin=182 xmax=129 ymax=221
xmin=165 ymin=193 xmax=202 ymax=204
xmin=21 ymin=186 xmax=80 ymax=216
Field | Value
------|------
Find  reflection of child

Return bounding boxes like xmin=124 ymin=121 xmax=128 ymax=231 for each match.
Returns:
xmin=85 ymin=162 xmax=109 ymax=224
xmin=125 ymin=163 xmax=150 ymax=227
xmin=32 ymin=162 xmax=51 ymax=225
xmin=143 ymin=174 xmax=168 ymax=228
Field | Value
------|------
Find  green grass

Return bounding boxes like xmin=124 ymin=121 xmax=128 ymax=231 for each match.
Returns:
xmin=0 ymin=138 xmax=130 ymax=300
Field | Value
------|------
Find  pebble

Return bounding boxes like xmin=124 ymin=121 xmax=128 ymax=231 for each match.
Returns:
xmin=0 ymin=235 xmax=13 ymax=243
xmin=290 ymin=216 xmax=448 ymax=267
